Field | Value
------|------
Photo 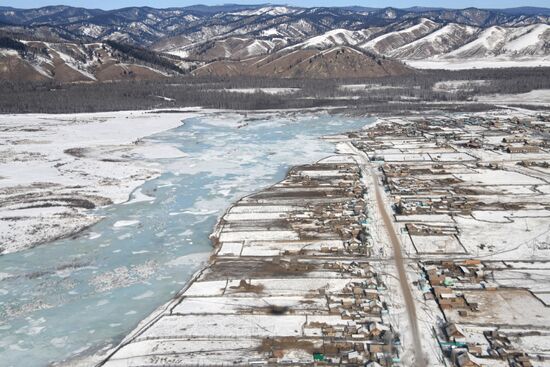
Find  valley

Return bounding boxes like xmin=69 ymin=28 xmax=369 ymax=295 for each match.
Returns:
xmin=93 ymin=103 xmax=550 ymax=367
xmin=0 ymin=3 xmax=550 ymax=367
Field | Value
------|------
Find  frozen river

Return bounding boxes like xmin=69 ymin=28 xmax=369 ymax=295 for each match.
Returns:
xmin=0 ymin=111 xmax=373 ymax=366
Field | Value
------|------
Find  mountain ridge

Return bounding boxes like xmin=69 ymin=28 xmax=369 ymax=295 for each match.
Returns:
xmin=1 ymin=4 xmax=549 ymax=80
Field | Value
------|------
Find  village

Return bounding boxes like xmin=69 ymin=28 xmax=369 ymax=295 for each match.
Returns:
xmin=98 ymin=107 xmax=550 ymax=367
xmin=349 ymin=108 xmax=550 ymax=367
xmin=99 ymin=155 xmax=405 ymax=366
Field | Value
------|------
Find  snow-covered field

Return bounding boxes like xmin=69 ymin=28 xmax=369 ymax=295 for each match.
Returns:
xmin=405 ymin=58 xmax=550 ymax=70
xmin=223 ymin=88 xmax=300 ymax=95
xmin=477 ymin=89 xmax=550 ymax=106
xmin=0 ymin=110 xmax=191 ymax=254
xmin=339 ymin=84 xmax=406 ymax=91
xmin=411 ymin=234 xmax=465 ymax=254
xmin=445 ymin=288 xmax=550 ymax=327
xmin=432 ymin=80 xmax=488 ymax=92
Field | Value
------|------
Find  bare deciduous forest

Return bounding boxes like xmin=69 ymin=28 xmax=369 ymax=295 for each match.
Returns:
xmin=1 ymin=68 xmax=549 ymax=114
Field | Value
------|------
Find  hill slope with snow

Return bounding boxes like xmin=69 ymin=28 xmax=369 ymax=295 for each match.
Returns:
xmin=404 ymin=23 xmax=550 ymax=69
xmin=1 ymin=5 xmax=549 ymax=76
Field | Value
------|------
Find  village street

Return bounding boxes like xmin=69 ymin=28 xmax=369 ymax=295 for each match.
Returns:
xmin=347 ymin=142 xmax=426 ymax=366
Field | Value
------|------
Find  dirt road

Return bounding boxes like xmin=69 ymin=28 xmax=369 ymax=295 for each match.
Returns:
xmin=348 ymin=143 xmax=425 ymax=366
xmin=370 ymin=167 xmax=425 ymax=366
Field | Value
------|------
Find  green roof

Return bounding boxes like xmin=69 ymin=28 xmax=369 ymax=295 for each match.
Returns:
xmin=313 ymin=353 xmax=325 ymax=361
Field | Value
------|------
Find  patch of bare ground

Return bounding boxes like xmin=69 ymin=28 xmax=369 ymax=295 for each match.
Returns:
xmin=202 ymin=259 xmax=317 ymax=280
xmin=257 ymin=337 xmax=316 ymax=355
xmin=229 ymin=279 xmax=265 ymax=293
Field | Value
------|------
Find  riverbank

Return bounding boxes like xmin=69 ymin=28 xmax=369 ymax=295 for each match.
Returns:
xmin=0 ymin=110 xmax=193 ymax=254
xmin=97 ymin=144 xmax=404 ymax=365
xmin=1 ymin=111 xmax=374 ymax=367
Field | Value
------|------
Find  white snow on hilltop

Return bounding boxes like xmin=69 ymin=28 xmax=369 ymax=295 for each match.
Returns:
xmin=389 ymin=23 xmax=479 ymax=59
xmin=230 ymin=6 xmax=294 ymax=17
xmin=360 ymin=18 xmax=439 ymax=54
xmin=287 ymin=28 xmax=376 ymax=51
xmin=276 ymin=21 xmax=549 ymax=70
xmin=405 ymin=23 xmax=550 ymax=69
xmin=446 ymin=24 xmax=550 ymax=58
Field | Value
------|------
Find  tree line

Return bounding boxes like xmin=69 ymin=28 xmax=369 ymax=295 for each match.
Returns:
xmin=105 ymin=40 xmax=185 ymax=75
xmin=0 ymin=67 xmax=549 ymax=114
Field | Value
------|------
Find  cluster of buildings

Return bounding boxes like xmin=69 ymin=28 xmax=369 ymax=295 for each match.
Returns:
xmin=101 ymin=156 xmax=402 ymax=366
xmin=349 ymin=110 xmax=550 ymax=367
xmin=313 ymin=261 xmax=397 ymax=365
xmin=420 ymin=260 xmax=549 ymax=367
xmin=101 ymin=109 xmax=550 ymax=367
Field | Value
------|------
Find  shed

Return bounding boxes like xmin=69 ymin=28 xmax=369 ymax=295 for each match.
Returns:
xmin=446 ymin=322 xmax=467 ymax=343
xmin=456 ymin=352 xmax=482 ymax=367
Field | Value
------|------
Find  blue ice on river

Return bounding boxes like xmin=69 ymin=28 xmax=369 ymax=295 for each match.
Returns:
xmin=0 ymin=111 xmax=373 ymax=366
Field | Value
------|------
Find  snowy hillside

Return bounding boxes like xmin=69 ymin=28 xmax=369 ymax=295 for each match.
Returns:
xmin=445 ymin=24 xmax=549 ymax=58
xmin=388 ymin=24 xmax=479 ymax=59
xmin=285 ymin=29 xmax=378 ymax=51
xmin=1 ymin=5 xmax=549 ymax=75
xmin=405 ymin=23 xmax=550 ymax=69
xmin=360 ymin=19 xmax=440 ymax=54
xmin=0 ymin=40 xmax=177 ymax=82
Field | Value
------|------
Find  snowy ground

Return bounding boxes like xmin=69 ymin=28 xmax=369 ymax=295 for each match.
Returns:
xmin=0 ymin=110 xmax=374 ymax=367
xmin=348 ymin=109 xmax=550 ymax=366
xmin=0 ymin=110 xmax=193 ymax=254
xmin=432 ymin=80 xmax=488 ymax=92
xmin=477 ymin=89 xmax=550 ymax=106
xmin=95 ymin=151 xmax=401 ymax=367
xmin=405 ymin=58 xmax=550 ymax=70
xmin=223 ymin=88 xmax=300 ymax=95
xmin=445 ymin=288 xmax=550 ymax=327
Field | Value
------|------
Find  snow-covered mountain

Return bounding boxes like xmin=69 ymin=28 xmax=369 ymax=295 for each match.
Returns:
xmin=0 ymin=39 xmax=183 ymax=82
xmin=2 ymin=5 xmax=548 ymax=47
xmin=444 ymin=24 xmax=550 ymax=58
xmin=360 ymin=18 xmax=441 ymax=54
xmin=1 ymin=4 xmax=549 ymax=78
xmin=401 ymin=22 xmax=550 ymax=68
xmin=191 ymin=45 xmax=411 ymax=78
xmin=388 ymin=23 xmax=480 ymax=59
xmin=285 ymin=29 xmax=379 ymax=51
